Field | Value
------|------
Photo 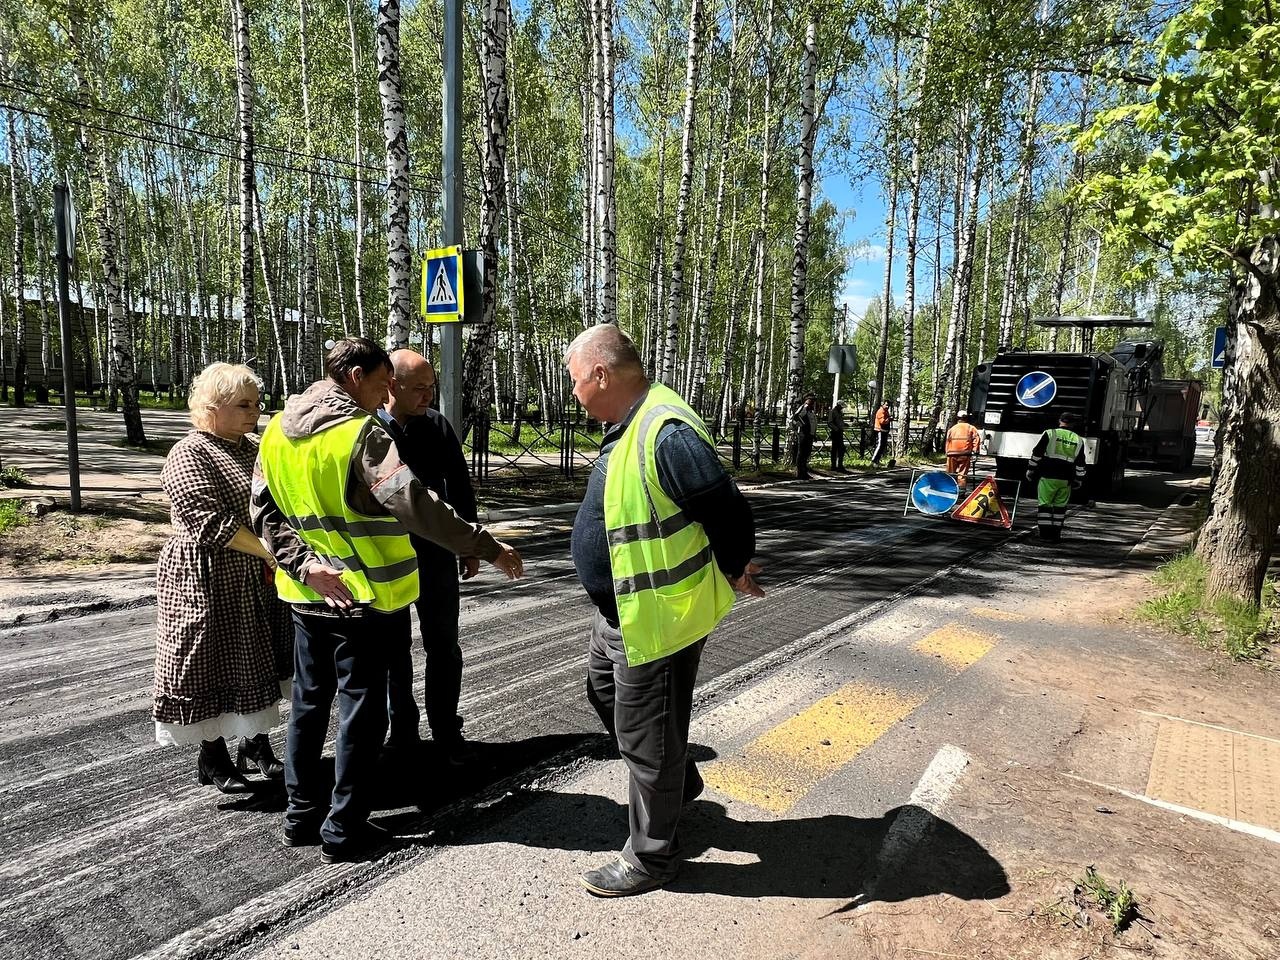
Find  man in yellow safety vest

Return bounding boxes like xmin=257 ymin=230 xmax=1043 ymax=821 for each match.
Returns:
xmin=565 ymin=324 xmax=763 ymax=897
xmin=251 ymin=336 xmax=524 ymax=864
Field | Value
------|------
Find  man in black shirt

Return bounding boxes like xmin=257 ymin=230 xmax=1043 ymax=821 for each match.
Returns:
xmin=378 ymin=349 xmax=480 ymax=764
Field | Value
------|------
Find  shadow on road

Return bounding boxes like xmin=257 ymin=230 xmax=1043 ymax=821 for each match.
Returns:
xmin=453 ymin=788 xmax=1008 ymax=906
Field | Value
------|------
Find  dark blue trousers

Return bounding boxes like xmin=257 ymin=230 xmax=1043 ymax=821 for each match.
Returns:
xmin=387 ymin=550 xmax=464 ymax=745
xmin=286 ymin=607 xmax=406 ymax=847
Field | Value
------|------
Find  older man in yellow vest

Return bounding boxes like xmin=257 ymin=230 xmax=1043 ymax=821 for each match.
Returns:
xmin=566 ymin=324 xmax=762 ymax=897
xmin=252 ymin=336 xmax=523 ymax=864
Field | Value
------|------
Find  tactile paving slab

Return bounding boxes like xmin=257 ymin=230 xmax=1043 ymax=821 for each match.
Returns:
xmin=1146 ymin=718 xmax=1280 ymax=830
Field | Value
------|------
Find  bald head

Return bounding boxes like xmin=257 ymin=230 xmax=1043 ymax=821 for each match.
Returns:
xmin=386 ymin=349 xmax=438 ymax=422
xmin=564 ymin=324 xmax=649 ymax=423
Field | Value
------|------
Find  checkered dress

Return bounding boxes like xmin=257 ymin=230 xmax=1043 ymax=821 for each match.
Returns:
xmin=152 ymin=431 xmax=292 ymax=744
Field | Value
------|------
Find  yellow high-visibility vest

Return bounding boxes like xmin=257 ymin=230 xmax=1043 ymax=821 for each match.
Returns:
xmin=605 ymin=384 xmax=735 ymax=666
xmin=258 ymin=415 xmax=419 ymax=613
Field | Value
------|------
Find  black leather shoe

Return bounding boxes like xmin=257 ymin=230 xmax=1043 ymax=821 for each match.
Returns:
xmin=282 ymin=821 xmax=321 ymax=847
xmin=197 ymin=738 xmax=251 ymax=793
xmin=579 ymin=858 xmax=668 ymax=897
xmin=683 ymin=763 xmax=704 ymax=804
xmin=237 ymin=734 xmax=285 ymax=779
xmin=320 ymin=821 xmax=393 ymax=864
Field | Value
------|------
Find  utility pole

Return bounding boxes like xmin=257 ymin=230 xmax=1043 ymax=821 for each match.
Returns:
xmin=53 ymin=183 xmax=81 ymax=513
xmin=439 ymin=0 xmax=463 ymax=428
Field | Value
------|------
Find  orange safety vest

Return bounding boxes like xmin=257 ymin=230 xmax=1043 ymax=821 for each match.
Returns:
xmin=945 ymin=422 xmax=980 ymax=456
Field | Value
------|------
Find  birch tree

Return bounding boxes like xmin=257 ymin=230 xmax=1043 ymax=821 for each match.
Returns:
xmin=377 ymin=0 xmax=411 ymax=349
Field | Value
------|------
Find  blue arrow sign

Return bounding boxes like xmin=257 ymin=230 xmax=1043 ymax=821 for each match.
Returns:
xmin=1016 ymin=371 xmax=1057 ymax=408
xmin=911 ymin=470 xmax=960 ymax=516
xmin=1212 ymin=326 xmax=1227 ymax=369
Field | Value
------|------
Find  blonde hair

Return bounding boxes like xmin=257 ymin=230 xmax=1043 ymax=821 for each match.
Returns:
xmin=188 ymin=362 xmax=263 ymax=431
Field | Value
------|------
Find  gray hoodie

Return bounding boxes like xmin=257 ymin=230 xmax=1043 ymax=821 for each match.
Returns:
xmin=251 ymin=379 xmax=500 ymax=603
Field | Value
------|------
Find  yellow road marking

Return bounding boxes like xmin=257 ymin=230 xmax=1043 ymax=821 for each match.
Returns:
xmin=702 ymin=683 xmax=924 ymax=814
xmin=970 ymin=605 xmax=1028 ymax=623
xmin=914 ymin=624 xmax=997 ymax=669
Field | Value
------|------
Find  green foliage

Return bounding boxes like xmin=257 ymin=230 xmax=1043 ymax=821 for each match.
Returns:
xmin=1140 ymin=552 xmax=1275 ymax=661
xmin=1078 ymin=866 xmax=1138 ymax=934
xmin=0 ymin=499 xmax=31 ymax=532
xmin=1078 ymin=0 xmax=1280 ymax=280
xmin=0 ymin=466 xmax=32 ymax=487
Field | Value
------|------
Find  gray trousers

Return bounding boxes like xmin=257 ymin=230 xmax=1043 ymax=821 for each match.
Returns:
xmin=586 ymin=610 xmax=705 ymax=880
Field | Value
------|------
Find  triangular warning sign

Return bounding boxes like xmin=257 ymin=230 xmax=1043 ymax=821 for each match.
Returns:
xmin=427 ymin=262 xmax=457 ymax=308
xmin=951 ymin=475 xmax=1012 ymax=528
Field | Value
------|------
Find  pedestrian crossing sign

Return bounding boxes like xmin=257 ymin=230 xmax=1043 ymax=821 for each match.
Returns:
xmin=421 ymin=246 xmax=464 ymax=322
xmin=951 ymin=475 xmax=1012 ymax=529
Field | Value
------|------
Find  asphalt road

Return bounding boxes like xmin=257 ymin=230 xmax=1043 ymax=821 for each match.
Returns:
xmin=0 ymin=465 xmax=1193 ymax=960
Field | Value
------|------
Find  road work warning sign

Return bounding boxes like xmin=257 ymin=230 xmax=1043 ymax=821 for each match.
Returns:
xmin=952 ymin=475 xmax=1012 ymax=529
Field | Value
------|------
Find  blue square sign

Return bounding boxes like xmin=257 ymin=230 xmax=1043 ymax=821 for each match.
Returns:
xmin=421 ymin=246 xmax=463 ymax=322
xmin=1212 ymin=326 xmax=1227 ymax=369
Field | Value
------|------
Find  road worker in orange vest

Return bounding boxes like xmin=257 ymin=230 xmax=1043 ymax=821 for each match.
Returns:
xmin=944 ymin=411 xmax=982 ymax=488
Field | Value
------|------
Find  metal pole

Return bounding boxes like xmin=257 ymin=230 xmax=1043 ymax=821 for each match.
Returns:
xmin=439 ymin=0 xmax=464 ymax=431
xmin=53 ymin=184 xmax=81 ymax=513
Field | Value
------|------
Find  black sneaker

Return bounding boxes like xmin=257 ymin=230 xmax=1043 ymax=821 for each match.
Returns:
xmin=320 ymin=821 xmax=393 ymax=864
xmin=579 ymin=858 xmax=668 ymax=897
xmin=281 ymin=821 xmax=322 ymax=847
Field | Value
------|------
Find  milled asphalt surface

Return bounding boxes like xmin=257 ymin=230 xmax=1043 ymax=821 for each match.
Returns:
xmin=0 ymin=460 xmax=1203 ymax=960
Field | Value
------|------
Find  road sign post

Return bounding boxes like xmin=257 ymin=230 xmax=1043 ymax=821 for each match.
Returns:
xmin=53 ymin=183 xmax=81 ymax=513
xmin=440 ymin=0 xmax=463 ymax=431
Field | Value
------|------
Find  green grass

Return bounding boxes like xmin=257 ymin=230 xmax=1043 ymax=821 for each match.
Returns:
xmin=1078 ymin=866 xmax=1138 ymax=934
xmin=1140 ymin=552 xmax=1276 ymax=661
xmin=0 ymin=499 xmax=30 ymax=533
xmin=0 ymin=466 xmax=31 ymax=488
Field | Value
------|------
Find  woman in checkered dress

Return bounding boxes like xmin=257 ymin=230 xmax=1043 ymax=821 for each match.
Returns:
xmin=152 ymin=363 xmax=292 ymax=792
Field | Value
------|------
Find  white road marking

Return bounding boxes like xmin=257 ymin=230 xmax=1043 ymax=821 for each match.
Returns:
xmin=849 ymin=744 xmax=972 ymax=912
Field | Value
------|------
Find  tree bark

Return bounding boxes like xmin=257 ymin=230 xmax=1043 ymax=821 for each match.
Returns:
xmin=377 ymin=0 xmax=412 ymax=349
xmin=662 ymin=0 xmax=703 ymax=387
xmin=784 ymin=18 xmax=819 ymax=427
xmin=460 ymin=0 xmax=510 ymax=440
xmin=5 ymin=104 xmax=26 ymax=407
xmin=1196 ymin=238 xmax=1280 ymax=606
xmin=345 ymin=0 xmax=368 ymax=338
xmin=299 ymin=0 xmax=319 ymax=380
xmin=230 ymin=0 xmax=256 ymax=365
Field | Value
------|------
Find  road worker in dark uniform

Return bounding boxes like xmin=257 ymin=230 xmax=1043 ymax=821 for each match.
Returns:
xmin=1026 ymin=412 xmax=1087 ymax=542
xmin=378 ymin=349 xmax=480 ymax=765
xmin=565 ymin=324 xmax=762 ymax=897
xmin=251 ymin=337 xmax=524 ymax=864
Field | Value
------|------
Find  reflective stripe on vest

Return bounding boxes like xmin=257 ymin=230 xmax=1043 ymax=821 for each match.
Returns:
xmin=258 ymin=415 xmax=419 ymax=613
xmin=604 ymin=384 xmax=735 ymax=667
xmin=1044 ymin=428 xmax=1082 ymax=462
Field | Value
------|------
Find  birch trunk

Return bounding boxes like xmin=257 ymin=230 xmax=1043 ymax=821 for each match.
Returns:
xmin=377 ymin=0 xmax=412 ymax=349
xmin=252 ymin=189 xmax=291 ymax=394
xmin=751 ymin=0 xmax=775 ymax=466
xmin=784 ymin=18 xmax=818 ymax=425
xmin=344 ymin=0 xmax=367 ymax=338
xmin=298 ymin=0 xmax=319 ymax=379
xmin=662 ymin=0 xmax=703 ymax=387
xmin=5 ymin=105 xmax=25 ymax=407
xmin=460 ymin=0 xmax=509 ymax=439
xmin=893 ymin=5 xmax=933 ymax=461
xmin=230 ymin=0 xmax=256 ymax=364
xmin=594 ymin=0 xmax=617 ymax=324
